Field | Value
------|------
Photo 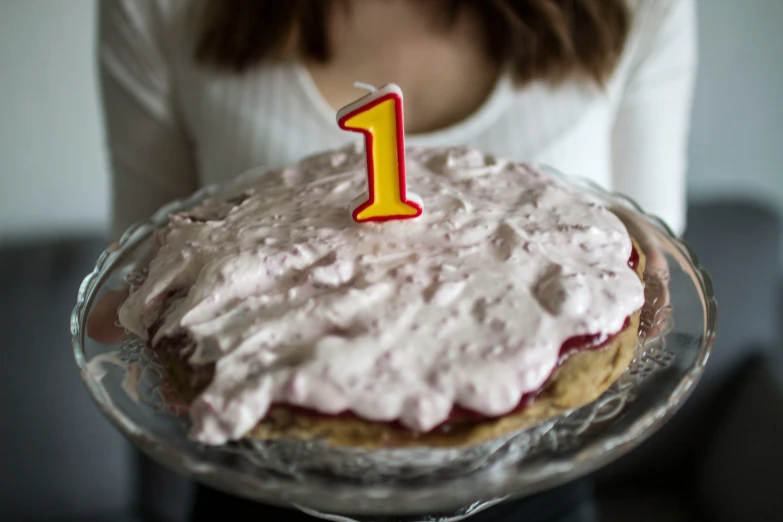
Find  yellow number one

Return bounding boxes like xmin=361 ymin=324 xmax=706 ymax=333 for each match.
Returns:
xmin=337 ymin=84 xmax=423 ymax=223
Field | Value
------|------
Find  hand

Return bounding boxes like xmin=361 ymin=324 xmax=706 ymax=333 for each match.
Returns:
xmin=611 ymin=206 xmax=672 ymax=340
xmin=639 ymin=241 xmax=672 ymax=340
xmin=86 ymin=288 xmax=129 ymax=344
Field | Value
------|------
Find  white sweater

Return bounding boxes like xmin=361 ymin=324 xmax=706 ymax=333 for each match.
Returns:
xmin=99 ymin=0 xmax=696 ymax=239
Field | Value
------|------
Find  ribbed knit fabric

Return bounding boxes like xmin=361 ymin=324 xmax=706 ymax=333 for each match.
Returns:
xmin=99 ymin=0 xmax=696 ymax=239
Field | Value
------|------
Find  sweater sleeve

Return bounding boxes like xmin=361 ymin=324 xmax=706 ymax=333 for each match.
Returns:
xmin=98 ymin=0 xmax=198 ymax=240
xmin=612 ymin=0 xmax=697 ymax=236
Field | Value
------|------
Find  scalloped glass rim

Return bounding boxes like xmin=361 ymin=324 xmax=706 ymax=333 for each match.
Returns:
xmin=71 ymin=163 xmax=717 ymax=518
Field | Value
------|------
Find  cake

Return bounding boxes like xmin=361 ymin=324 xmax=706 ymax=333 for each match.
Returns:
xmin=118 ymin=146 xmax=646 ymax=449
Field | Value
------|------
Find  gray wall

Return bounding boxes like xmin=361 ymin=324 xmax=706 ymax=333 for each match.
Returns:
xmin=1 ymin=0 xmax=782 ymax=254
xmin=0 ymin=0 xmax=109 ymax=239
xmin=688 ymin=0 xmax=783 ymax=207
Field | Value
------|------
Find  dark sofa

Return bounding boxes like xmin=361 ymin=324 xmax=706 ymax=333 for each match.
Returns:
xmin=1 ymin=201 xmax=781 ymax=522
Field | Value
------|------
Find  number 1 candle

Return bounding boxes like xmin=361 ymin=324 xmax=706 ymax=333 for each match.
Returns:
xmin=337 ymin=83 xmax=423 ymax=223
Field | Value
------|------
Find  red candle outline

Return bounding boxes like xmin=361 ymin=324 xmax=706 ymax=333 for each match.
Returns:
xmin=337 ymin=88 xmax=423 ymax=223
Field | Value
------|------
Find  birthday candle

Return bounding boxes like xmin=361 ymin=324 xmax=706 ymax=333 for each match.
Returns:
xmin=337 ymin=83 xmax=423 ymax=223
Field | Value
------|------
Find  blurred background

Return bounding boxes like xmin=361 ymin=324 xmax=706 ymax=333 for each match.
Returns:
xmin=1 ymin=0 xmax=782 ymax=255
xmin=1 ymin=1 xmax=782 ymax=522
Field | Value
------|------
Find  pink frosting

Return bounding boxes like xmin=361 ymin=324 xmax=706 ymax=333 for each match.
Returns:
xmin=118 ymin=146 xmax=644 ymax=445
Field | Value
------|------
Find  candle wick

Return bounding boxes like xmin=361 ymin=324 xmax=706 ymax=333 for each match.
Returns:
xmin=353 ymin=82 xmax=378 ymax=93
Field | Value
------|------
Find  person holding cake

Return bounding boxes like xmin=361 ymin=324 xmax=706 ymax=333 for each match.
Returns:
xmin=91 ymin=0 xmax=696 ymax=520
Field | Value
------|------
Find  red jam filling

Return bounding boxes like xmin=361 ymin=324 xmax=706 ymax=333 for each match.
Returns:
xmin=277 ymin=245 xmax=639 ymax=428
xmin=628 ymin=246 xmax=640 ymax=271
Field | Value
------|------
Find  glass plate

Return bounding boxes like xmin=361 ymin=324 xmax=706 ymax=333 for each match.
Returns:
xmin=71 ymin=169 xmax=717 ymax=520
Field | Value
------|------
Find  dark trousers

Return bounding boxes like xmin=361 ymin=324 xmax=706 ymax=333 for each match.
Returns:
xmin=190 ymin=479 xmax=598 ymax=522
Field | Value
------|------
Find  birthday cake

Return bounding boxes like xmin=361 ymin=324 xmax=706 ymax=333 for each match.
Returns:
xmin=117 ymin=144 xmax=646 ymax=449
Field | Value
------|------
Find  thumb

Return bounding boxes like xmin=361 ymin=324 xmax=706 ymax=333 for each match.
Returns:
xmin=86 ymin=288 xmax=129 ymax=344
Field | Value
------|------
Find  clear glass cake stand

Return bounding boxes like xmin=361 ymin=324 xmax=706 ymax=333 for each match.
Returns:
xmin=71 ymin=170 xmax=716 ymax=521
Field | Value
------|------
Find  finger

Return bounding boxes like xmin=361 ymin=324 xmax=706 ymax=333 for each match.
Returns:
xmin=86 ymin=288 xmax=129 ymax=344
xmin=646 ymin=249 xmax=671 ymax=307
xmin=641 ymin=249 xmax=671 ymax=339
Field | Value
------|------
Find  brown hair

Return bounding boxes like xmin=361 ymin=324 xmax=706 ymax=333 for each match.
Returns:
xmin=194 ymin=0 xmax=631 ymax=86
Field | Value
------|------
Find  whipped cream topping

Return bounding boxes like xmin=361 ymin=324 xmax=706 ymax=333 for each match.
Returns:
xmin=118 ymin=146 xmax=645 ymax=445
